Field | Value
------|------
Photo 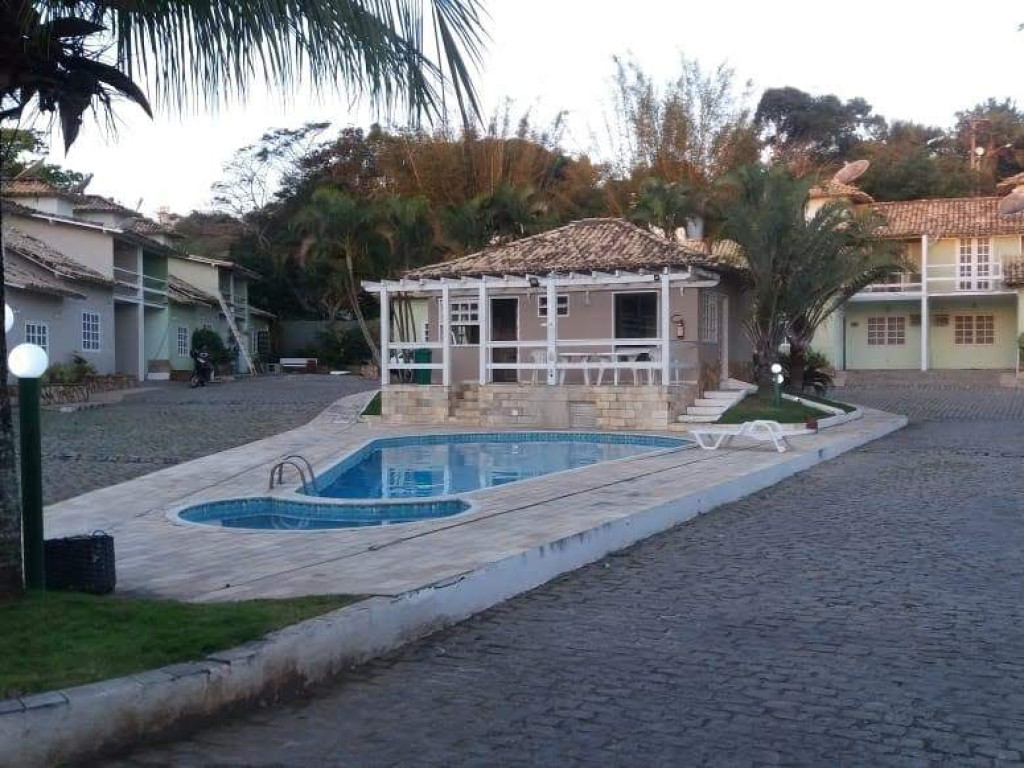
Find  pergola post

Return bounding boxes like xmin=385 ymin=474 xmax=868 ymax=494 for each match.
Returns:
xmin=546 ymin=275 xmax=558 ymax=385
xmin=660 ymin=271 xmax=671 ymax=385
xmin=379 ymin=285 xmax=390 ymax=388
xmin=441 ymin=281 xmax=451 ymax=387
xmin=478 ymin=280 xmax=489 ymax=385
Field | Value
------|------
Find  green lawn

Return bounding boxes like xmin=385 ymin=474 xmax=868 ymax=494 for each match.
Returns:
xmin=362 ymin=391 xmax=382 ymax=416
xmin=717 ymin=393 xmax=829 ymax=425
xmin=0 ymin=591 xmax=359 ymax=698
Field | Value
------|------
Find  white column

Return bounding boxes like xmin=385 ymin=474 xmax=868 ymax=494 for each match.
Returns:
xmin=441 ymin=282 xmax=451 ymax=387
xmin=379 ymin=286 xmax=390 ymax=388
xmin=478 ymin=281 xmax=489 ymax=385
xmin=136 ymin=248 xmax=145 ymax=381
xmin=920 ymin=234 xmax=929 ymax=371
xmin=545 ymin=276 xmax=557 ymax=385
xmin=720 ymin=294 xmax=730 ymax=382
xmin=660 ymin=273 xmax=671 ymax=385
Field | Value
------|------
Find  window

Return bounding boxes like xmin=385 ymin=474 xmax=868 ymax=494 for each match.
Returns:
xmin=253 ymin=329 xmax=271 ymax=358
xmin=81 ymin=311 xmax=101 ymax=352
xmin=177 ymin=326 xmax=190 ymax=357
xmin=538 ymin=294 xmax=569 ymax=318
xmin=24 ymin=322 xmax=48 ymax=352
xmin=699 ymin=292 xmax=720 ymax=343
xmin=954 ymin=315 xmax=995 ymax=345
xmin=867 ymin=316 xmax=905 ymax=346
xmin=439 ymin=299 xmax=480 ymax=345
xmin=958 ymin=238 xmax=992 ymax=291
xmin=614 ymin=293 xmax=658 ymax=339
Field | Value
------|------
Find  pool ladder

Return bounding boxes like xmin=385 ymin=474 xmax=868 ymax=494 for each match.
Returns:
xmin=268 ymin=455 xmax=318 ymax=494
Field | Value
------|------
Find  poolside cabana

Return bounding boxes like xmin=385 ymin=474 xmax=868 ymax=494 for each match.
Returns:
xmin=364 ymin=218 xmax=750 ymax=430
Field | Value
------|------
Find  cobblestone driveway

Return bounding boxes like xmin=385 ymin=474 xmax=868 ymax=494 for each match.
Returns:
xmin=37 ymin=375 xmax=375 ymax=504
xmin=111 ymin=389 xmax=1024 ymax=767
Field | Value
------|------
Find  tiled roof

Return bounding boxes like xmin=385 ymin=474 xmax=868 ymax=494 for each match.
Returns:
xmin=3 ymin=227 xmax=113 ymax=286
xmin=681 ymin=238 xmax=745 ymax=265
xmin=1 ymin=179 xmax=64 ymax=197
xmin=167 ymin=275 xmax=218 ymax=307
xmin=3 ymin=250 xmax=85 ymax=298
xmin=122 ymin=216 xmax=182 ymax=239
xmin=405 ymin=218 xmax=728 ymax=279
xmin=809 ymin=180 xmax=875 ymax=204
xmin=864 ymin=197 xmax=1024 ymax=239
xmin=73 ymin=194 xmax=134 ymax=213
xmin=996 ymin=172 xmax=1024 ymax=195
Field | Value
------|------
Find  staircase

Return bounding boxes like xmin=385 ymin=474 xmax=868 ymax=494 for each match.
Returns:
xmin=216 ymin=293 xmax=256 ymax=376
xmin=676 ymin=379 xmax=755 ymax=424
xmin=450 ymin=384 xmax=482 ymax=424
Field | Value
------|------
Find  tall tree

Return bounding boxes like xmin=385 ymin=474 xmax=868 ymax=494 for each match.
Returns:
xmin=718 ymin=166 xmax=899 ymax=391
xmin=0 ymin=0 xmax=487 ymax=596
xmin=627 ymin=177 xmax=707 ymax=240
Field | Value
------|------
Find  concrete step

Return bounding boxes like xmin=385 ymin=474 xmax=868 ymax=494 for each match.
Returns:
xmin=702 ymin=390 xmax=744 ymax=401
xmin=676 ymin=414 xmax=720 ymax=423
xmin=693 ymin=397 xmax=734 ymax=408
xmin=686 ymin=405 xmax=728 ymax=416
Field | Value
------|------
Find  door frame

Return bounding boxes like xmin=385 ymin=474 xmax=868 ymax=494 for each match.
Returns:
xmin=490 ymin=295 xmax=520 ymax=384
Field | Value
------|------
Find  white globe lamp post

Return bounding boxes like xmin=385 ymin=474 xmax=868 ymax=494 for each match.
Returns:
xmin=770 ymin=362 xmax=784 ymax=407
xmin=8 ymin=342 xmax=49 ymax=588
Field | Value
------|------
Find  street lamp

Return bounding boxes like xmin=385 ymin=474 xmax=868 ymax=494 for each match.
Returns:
xmin=9 ymin=342 xmax=48 ymax=589
xmin=770 ymin=362 xmax=784 ymax=408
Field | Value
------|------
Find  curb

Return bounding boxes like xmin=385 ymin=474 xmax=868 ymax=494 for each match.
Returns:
xmin=0 ymin=413 xmax=906 ymax=767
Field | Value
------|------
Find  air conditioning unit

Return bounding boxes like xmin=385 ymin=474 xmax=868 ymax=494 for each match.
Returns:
xmin=910 ymin=314 xmax=921 ymax=327
xmin=933 ymin=314 xmax=950 ymax=327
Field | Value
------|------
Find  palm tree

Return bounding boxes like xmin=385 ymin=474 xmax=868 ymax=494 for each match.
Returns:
xmin=293 ymin=189 xmax=389 ymax=365
xmin=719 ymin=165 xmax=900 ymax=392
xmin=0 ymin=0 xmax=486 ymax=595
xmin=627 ymin=177 xmax=706 ymax=241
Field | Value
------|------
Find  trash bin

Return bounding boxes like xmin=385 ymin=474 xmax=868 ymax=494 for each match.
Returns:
xmin=413 ymin=348 xmax=432 ymax=385
xmin=45 ymin=531 xmax=116 ymax=594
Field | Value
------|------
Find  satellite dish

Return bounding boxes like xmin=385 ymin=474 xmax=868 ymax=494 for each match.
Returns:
xmin=832 ymin=160 xmax=870 ymax=185
xmin=998 ymin=187 xmax=1024 ymax=216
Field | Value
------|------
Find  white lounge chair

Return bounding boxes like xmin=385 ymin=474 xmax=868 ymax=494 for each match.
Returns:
xmin=690 ymin=420 xmax=791 ymax=453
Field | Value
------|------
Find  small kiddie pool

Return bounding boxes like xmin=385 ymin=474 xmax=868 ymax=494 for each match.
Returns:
xmin=176 ymin=431 xmax=689 ymax=531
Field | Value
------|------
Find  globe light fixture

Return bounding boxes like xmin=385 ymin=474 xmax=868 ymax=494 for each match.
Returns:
xmin=8 ymin=342 xmax=49 ymax=589
xmin=779 ymin=340 xmax=791 ymax=356
xmin=4 ymin=303 xmax=13 ymax=333
xmin=770 ymin=362 xmax=783 ymax=375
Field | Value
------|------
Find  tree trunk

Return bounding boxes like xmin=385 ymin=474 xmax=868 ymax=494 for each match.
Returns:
xmin=789 ymin=342 xmax=807 ymax=394
xmin=0 ymin=205 xmax=25 ymax=596
xmin=343 ymin=251 xmax=380 ymax=367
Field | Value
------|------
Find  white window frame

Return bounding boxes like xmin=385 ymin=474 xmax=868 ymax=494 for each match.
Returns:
xmin=958 ymin=238 xmax=993 ymax=291
xmin=24 ymin=321 xmax=49 ymax=353
xmin=954 ymin=314 xmax=995 ymax=346
xmin=867 ymin=316 xmax=905 ymax=346
xmin=699 ymin=291 xmax=720 ymax=343
xmin=438 ymin=298 xmax=480 ymax=346
xmin=176 ymin=326 xmax=190 ymax=357
xmin=81 ymin=310 xmax=102 ymax=352
xmin=537 ymin=294 xmax=570 ymax=319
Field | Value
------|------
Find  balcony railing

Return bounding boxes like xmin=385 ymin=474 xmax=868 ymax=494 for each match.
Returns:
xmin=112 ymin=268 xmax=168 ymax=305
xmin=858 ymin=262 xmax=1011 ymax=296
xmin=860 ymin=271 xmax=922 ymax=294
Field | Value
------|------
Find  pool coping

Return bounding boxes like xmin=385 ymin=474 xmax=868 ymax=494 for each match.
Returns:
xmin=0 ymin=392 xmax=906 ymax=767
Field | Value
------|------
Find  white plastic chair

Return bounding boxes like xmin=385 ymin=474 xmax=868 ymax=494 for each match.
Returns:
xmin=529 ymin=349 xmax=547 ymax=384
xmin=690 ymin=420 xmax=791 ymax=453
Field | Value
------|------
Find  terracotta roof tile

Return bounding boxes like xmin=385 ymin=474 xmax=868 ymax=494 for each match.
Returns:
xmin=864 ymin=197 xmax=1024 ymax=239
xmin=3 ymin=250 xmax=85 ymax=298
xmin=406 ymin=218 xmax=727 ymax=279
xmin=996 ymin=172 xmax=1024 ymax=195
xmin=3 ymin=227 xmax=112 ymax=286
xmin=167 ymin=275 xmax=218 ymax=307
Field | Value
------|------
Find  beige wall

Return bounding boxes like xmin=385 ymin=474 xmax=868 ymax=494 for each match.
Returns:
xmin=169 ymin=258 xmax=219 ymax=295
xmin=928 ymin=297 xmax=1017 ymax=369
xmin=8 ymin=215 xmax=115 ymax=278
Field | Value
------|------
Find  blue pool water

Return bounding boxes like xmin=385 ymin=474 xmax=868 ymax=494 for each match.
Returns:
xmin=307 ymin=432 xmax=687 ymax=500
xmin=177 ymin=432 xmax=688 ymax=531
xmin=179 ymin=497 xmax=470 ymax=530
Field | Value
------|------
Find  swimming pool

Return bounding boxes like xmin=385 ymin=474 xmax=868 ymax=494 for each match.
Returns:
xmin=304 ymin=432 xmax=688 ymax=500
xmin=177 ymin=432 xmax=689 ymax=531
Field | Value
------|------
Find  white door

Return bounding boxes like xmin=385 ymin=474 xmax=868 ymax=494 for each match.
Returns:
xmin=959 ymin=238 xmax=991 ymax=291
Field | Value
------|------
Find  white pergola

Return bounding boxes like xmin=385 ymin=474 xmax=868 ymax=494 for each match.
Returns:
xmin=363 ymin=266 xmax=720 ymax=388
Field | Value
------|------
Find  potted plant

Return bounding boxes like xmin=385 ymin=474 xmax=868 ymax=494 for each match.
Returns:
xmin=804 ymin=416 xmax=819 ymax=432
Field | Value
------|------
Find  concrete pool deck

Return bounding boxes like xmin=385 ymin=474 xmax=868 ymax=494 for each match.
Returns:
xmin=46 ymin=389 xmax=906 ymax=604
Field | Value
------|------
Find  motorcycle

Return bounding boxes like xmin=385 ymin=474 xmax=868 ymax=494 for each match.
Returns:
xmin=189 ymin=350 xmax=213 ymax=388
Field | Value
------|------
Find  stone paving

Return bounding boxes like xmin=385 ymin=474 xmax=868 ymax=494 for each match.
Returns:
xmin=32 ymin=375 xmax=375 ymax=503
xmin=108 ymin=387 xmax=1024 ymax=767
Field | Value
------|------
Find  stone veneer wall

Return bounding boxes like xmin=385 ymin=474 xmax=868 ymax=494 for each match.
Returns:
xmin=382 ymin=383 xmax=698 ymax=431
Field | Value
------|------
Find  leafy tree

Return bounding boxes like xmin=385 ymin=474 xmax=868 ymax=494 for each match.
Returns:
xmin=953 ymin=98 xmax=1024 ymax=189
xmin=0 ymin=128 xmax=88 ymax=188
xmin=627 ymin=177 xmax=707 ymax=240
xmin=719 ymin=166 xmax=900 ymax=391
xmin=754 ymin=87 xmax=885 ymax=165
xmin=0 ymin=0 xmax=487 ymax=596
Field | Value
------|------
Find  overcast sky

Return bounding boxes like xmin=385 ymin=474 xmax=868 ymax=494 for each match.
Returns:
xmin=41 ymin=0 xmax=1024 ymax=216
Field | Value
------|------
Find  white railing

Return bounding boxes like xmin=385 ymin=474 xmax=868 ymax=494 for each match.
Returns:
xmin=860 ymin=272 xmax=922 ymax=294
xmin=926 ymin=263 xmax=1006 ymax=293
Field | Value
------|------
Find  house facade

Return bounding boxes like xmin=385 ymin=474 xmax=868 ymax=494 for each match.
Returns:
xmin=364 ymin=218 xmax=749 ymax=430
xmin=2 ymin=178 xmax=273 ymax=379
xmin=809 ymin=182 xmax=1024 ymax=372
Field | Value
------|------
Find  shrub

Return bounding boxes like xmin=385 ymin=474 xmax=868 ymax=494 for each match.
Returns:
xmin=780 ymin=349 xmax=834 ymax=394
xmin=190 ymin=328 xmax=231 ymax=365
xmin=42 ymin=354 xmax=98 ymax=385
xmin=311 ymin=325 xmax=375 ymax=368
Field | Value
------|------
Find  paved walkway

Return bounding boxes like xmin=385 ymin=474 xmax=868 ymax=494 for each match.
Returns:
xmin=34 ymin=375 xmax=374 ymax=503
xmin=110 ymin=389 xmax=1024 ymax=767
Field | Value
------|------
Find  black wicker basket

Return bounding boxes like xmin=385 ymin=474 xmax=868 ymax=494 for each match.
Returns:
xmin=45 ymin=531 xmax=116 ymax=594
